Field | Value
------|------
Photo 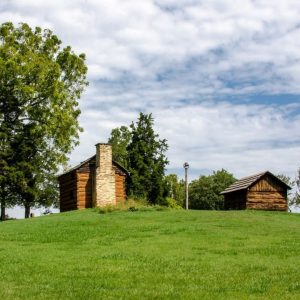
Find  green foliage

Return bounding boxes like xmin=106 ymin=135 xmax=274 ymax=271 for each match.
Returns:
xmin=277 ymin=172 xmax=300 ymax=211
xmin=0 ymin=22 xmax=88 ymax=218
xmin=277 ymin=173 xmax=296 ymax=211
xmin=164 ymin=197 xmax=183 ymax=209
xmin=94 ymin=198 xmax=169 ymax=214
xmin=108 ymin=113 xmax=169 ymax=204
xmin=164 ymin=174 xmax=185 ymax=206
xmin=189 ymin=169 xmax=236 ymax=210
xmin=295 ymin=168 xmax=300 ymax=208
xmin=108 ymin=126 xmax=131 ymax=169
xmin=127 ymin=113 xmax=169 ymax=204
xmin=0 ymin=210 xmax=300 ymax=299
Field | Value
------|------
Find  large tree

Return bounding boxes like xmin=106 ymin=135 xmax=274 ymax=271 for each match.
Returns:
xmin=108 ymin=126 xmax=131 ymax=169
xmin=0 ymin=22 xmax=88 ymax=219
xmin=189 ymin=169 xmax=236 ymax=210
xmin=126 ymin=113 xmax=169 ymax=204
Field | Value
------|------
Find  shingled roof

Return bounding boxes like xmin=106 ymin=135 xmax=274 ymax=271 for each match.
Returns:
xmin=220 ymin=171 xmax=291 ymax=194
xmin=58 ymin=155 xmax=129 ymax=178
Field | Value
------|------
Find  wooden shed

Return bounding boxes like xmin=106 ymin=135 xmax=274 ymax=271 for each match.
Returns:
xmin=58 ymin=143 xmax=129 ymax=212
xmin=220 ymin=171 xmax=291 ymax=211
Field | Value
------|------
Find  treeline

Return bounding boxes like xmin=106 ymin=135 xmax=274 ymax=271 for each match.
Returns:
xmin=109 ymin=113 xmax=300 ymax=211
xmin=164 ymin=170 xmax=236 ymax=209
xmin=109 ymin=113 xmax=236 ymax=209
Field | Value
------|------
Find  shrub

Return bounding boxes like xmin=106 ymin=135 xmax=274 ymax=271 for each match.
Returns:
xmin=164 ymin=197 xmax=183 ymax=209
xmin=189 ymin=169 xmax=236 ymax=210
xmin=94 ymin=198 xmax=171 ymax=214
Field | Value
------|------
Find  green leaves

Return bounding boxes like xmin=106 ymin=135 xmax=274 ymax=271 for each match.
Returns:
xmin=108 ymin=126 xmax=131 ymax=169
xmin=189 ymin=169 xmax=236 ymax=210
xmin=108 ymin=113 xmax=169 ymax=204
xmin=127 ymin=113 xmax=169 ymax=204
xmin=0 ymin=22 xmax=88 ymax=217
xmin=278 ymin=171 xmax=300 ymax=211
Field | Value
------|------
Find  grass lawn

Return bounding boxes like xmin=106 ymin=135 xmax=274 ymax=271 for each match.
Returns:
xmin=0 ymin=209 xmax=300 ymax=299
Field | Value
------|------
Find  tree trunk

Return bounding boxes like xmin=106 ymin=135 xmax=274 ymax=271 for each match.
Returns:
xmin=24 ymin=203 xmax=31 ymax=219
xmin=0 ymin=199 xmax=5 ymax=221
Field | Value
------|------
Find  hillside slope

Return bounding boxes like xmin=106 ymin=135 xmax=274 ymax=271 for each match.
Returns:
xmin=0 ymin=209 xmax=300 ymax=299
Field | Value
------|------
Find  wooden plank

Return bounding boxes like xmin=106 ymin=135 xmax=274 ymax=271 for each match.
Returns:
xmin=250 ymin=176 xmax=284 ymax=192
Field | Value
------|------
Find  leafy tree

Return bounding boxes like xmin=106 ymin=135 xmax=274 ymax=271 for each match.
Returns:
xmin=189 ymin=169 xmax=236 ymax=210
xmin=278 ymin=170 xmax=300 ymax=211
xmin=165 ymin=174 xmax=185 ymax=206
xmin=127 ymin=113 xmax=169 ymax=204
xmin=108 ymin=126 xmax=131 ymax=169
xmin=277 ymin=173 xmax=295 ymax=212
xmin=0 ymin=22 xmax=88 ymax=219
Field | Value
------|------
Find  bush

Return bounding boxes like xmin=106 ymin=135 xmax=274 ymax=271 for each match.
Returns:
xmin=164 ymin=197 xmax=183 ymax=209
xmin=189 ymin=169 xmax=236 ymax=210
xmin=94 ymin=198 xmax=170 ymax=214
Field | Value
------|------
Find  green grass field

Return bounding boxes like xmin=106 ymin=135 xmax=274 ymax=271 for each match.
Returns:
xmin=0 ymin=209 xmax=300 ymax=299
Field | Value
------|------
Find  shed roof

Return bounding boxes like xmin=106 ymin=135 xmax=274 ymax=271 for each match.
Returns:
xmin=220 ymin=171 xmax=291 ymax=194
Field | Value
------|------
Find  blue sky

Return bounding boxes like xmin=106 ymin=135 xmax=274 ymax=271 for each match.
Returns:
xmin=1 ymin=0 xmax=300 ymax=185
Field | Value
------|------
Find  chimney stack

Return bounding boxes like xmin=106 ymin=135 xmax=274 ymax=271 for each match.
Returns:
xmin=93 ymin=143 xmax=116 ymax=207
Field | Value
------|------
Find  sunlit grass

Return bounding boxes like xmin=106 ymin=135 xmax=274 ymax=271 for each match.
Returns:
xmin=0 ymin=209 xmax=299 ymax=299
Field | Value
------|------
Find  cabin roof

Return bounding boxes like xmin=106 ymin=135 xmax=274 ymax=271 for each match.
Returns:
xmin=220 ymin=171 xmax=291 ymax=194
xmin=58 ymin=155 xmax=129 ymax=178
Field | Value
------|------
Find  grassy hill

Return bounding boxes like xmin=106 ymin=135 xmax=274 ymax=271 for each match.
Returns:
xmin=0 ymin=209 xmax=300 ymax=299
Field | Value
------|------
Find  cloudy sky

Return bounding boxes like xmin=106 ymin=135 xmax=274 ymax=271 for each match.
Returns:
xmin=1 ymin=0 xmax=300 ymax=182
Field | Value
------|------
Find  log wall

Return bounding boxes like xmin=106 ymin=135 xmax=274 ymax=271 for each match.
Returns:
xmin=76 ymin=159 xmax=95 ymax=209
xmin=246 ymin=175 xmax=287 ymax=211
xmin=59 ymin=156 xmax=128 ymax=212
xmin=113 ymin=164 xmax=127 ymax=203
xmin=76 ymin=172 xmax=93 ymax=209
xmin=223 ymin=174 xmax=288 ymax=211
xmin=59 ymin=171 xmax=77 ymax=212
xmin=115 ymin=173 xmax=126 ymax=203
xmin=246 ymin=191 xmax=287 ymax=211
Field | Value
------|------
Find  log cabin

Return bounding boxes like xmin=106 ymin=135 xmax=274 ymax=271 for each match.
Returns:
xmin=58 ymin=143 xmax=129 ymax=212
xmin=220 ymin=171 xmax=291 ymax=211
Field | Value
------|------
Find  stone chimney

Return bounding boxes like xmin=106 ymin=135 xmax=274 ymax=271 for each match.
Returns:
xmin=93 ymin=143 xmax=116 ymax=207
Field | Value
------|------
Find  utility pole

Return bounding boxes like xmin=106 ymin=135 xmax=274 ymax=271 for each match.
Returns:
xmin=183 ymin=162 xmax=189 ymax=210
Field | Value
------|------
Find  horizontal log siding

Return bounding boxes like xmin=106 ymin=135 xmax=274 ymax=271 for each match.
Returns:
xmin=246 ymin=190 xmax=287 ymax=211
xmin=115 ymin=173 xmax=126 ymax=203
xmin=76 ymin=171 xmax=93 ymax=209
xmin=59 ymin=156 xmax=128 ymax=211
xmin=59 ymin=172 xmax=77 ymax=212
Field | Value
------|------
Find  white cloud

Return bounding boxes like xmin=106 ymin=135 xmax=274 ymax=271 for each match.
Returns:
xmin=71 ymin=100 xmax=300 ymax=181
xmin=1 ymin=0 xmax=300 ymax=182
